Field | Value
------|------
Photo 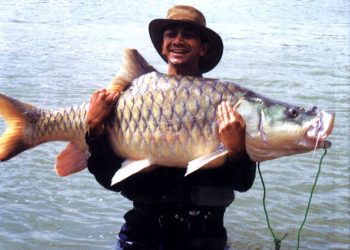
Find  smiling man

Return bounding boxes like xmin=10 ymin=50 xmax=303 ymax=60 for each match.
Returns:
xmin=86 ymin=5 xmax=256 ymax=250
xmin=160 ymin=25 xmax=208 ymax=76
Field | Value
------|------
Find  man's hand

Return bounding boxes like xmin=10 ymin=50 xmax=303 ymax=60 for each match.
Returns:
xmin=217 ymin=101 xmax=246 ymax=156
xmin=87 ymin=89 xmax=120 ymax=137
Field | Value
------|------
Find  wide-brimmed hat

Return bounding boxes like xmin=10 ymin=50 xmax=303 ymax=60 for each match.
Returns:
xmin=149 ymin=5 xmax=223 ymax=73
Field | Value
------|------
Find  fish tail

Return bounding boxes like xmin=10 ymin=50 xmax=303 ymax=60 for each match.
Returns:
xmin=0 ymin=93 xmax=89 ymax=176
xmin=0 ymin=93 xmax=34 ymax=161
xmin=107 ymin=48 xmax=156 ymax=92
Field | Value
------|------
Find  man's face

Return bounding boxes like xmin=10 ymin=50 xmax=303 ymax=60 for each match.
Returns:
xmin=161 ymin=25 xmax=208 ymax=71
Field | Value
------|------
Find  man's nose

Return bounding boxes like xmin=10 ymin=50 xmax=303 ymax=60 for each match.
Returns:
xmin=173 ymin=33 xmax=184 ymax=44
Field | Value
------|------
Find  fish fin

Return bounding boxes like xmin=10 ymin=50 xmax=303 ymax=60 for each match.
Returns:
xmin=55 ymin=142 xmax=87 ymax=177
xmin=111 ymin=159 xmax=152 ymax=185
xmin=185 ymin=146 xmax=229 ymax=176
xmin=0 ymin=93 xmax=34 ymax=161
xmin=107 ymin=48 xmax=157 ymax=92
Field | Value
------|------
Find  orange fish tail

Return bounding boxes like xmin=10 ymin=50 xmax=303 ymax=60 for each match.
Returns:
xmin=0 ymin=93 xmax=34 ymax=161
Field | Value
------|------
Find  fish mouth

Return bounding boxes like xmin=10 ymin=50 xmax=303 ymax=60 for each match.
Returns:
xmin=304 ymin=110 xmax=335 ymax=149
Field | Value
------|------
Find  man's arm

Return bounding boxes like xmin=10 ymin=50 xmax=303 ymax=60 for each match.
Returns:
xmin=86 ymin=133 xmax=124 ymax=191
xmin=224 ymin=152 xmax=256 ymax=192
xmin=86 ymin=89 xmax=122 ymax=191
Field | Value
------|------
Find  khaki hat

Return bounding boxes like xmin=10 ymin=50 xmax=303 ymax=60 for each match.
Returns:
xmin=149 ymin=5 xmax=223 ymax=73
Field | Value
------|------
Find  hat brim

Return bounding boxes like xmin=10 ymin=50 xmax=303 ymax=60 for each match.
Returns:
xmin=149 ymin=19 xmax=223 ymax=73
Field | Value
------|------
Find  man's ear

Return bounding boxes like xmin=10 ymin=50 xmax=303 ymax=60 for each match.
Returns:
xmin=200 ymin=43 xmax=209 ymax=57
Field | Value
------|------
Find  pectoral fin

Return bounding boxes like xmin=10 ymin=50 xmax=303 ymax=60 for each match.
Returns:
xmin=55 ymin=142 xmax=87 ymax=176
xmin=185 ymin=146 xmax=228 ymax=176
xmin=111 ymin=159 xmax=152 ymax=185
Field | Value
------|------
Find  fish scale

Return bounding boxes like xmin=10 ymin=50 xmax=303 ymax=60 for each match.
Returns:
xmin=110 ymin=72 xmax=235 ymax=166
xmin=26 ymin=104 xmax=87 ymax=146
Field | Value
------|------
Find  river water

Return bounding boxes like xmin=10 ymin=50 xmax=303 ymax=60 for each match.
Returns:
xmin=0 ymin=1 xmax=349 ymax=249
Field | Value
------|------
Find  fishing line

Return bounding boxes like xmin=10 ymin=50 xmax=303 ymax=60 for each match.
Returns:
xmin=258 ymin=147 xmax=327 ymax=250
xmin=258 ymin=163 xmax=287 ymax=250
xmin=312 ymin=133 xmax=321 ymax=158
xmin=296 ymin=146 xmax=327 ymax=249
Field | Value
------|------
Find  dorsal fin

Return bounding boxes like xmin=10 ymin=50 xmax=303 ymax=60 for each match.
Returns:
xmin=107 ymin=48 xmax=157 ymax=92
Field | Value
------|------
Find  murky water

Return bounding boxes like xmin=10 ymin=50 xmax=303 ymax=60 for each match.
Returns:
xmin=0 ymin=1 xmax=349 ymax=249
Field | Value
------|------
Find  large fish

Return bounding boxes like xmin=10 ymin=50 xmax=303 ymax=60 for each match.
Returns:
xmin=0 ymin=49 xmax=335 ymax=185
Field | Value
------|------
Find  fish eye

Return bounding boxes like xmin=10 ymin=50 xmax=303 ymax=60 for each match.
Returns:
xmin=288 ymin=108 xmax=299 ymax=118
xmin=297 ymin=106 xmax=305 ymax=112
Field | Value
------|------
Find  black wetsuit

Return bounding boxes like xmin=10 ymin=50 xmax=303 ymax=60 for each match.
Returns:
xmin=86 ymin=134 xmax=256 ymax=250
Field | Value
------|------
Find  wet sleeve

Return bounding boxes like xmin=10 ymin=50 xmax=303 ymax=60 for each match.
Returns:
xmin=85 ymin=133 xmax=124 ymax=192
xmin=224 ymin=152 xmax=257 ymax=192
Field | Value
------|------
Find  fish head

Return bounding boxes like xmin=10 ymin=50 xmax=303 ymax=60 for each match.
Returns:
xmin=239 ymin=98 xmax=335 ymax=162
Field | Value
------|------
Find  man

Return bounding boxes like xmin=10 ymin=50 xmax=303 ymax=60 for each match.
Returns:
xmin=86 ymin=5 xmax=256 ymax=250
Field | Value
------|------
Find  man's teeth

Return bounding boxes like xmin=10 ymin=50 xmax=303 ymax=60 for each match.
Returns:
xmin=170 ymin=49 xmax=186 ymax=53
